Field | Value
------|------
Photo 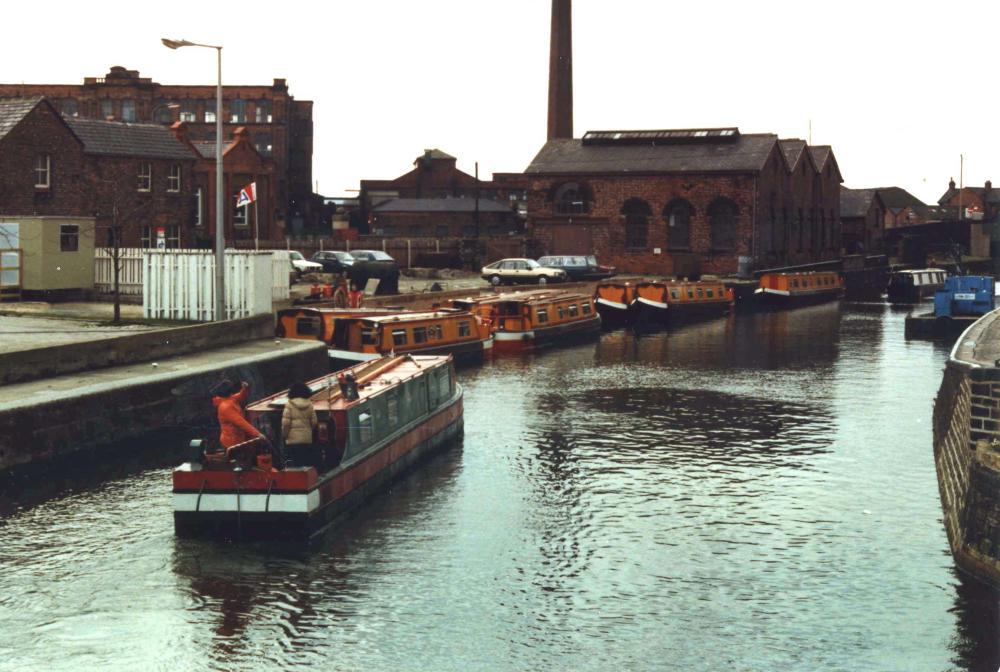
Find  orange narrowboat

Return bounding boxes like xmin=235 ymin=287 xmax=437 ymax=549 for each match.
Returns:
xmin=451 ymin=290 xmax=601 ymax=352
xmin=632 ymin=279 xmax=733 ymax=325
xmin=276 ymin=307 xmax=493 ymax=369
xmin=594 ymin=279 xmax=639 ymax=327
xmin=754 ymin=271 xmax=844 ymax=308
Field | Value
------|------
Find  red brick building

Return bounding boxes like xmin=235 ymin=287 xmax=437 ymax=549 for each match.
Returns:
xmin=938 ymin=178 xmax=999 ymax=222
xmin=370 ymin=198 xmax=521 ymax=238
xmin=358 ymin=149 xmax=527 ymax=234
xmin=0 ymin=66 xmax=317 ymax=234
xmin=1 ymin=97 xmax=197 ymax=247
xmin=523 ymin=128 xmax=843 ymax=276
xmin=839 ymin=188 xmax=886 ymax=253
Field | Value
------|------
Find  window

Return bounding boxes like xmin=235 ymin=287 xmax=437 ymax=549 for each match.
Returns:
xmin=122 ymin=99 xmax=136 ymax=122
xmin=100 ymin=99 xmax=112 ymax=119
xmin=568 ymin=304 xmax=578 ymax=317
xmin=387 ymin=395 xmax=399 ymax=426
xmin=707 ymin=288 xmax=714 ymax=298
xmin=179 ymin=105 xmax=196 ymax=123
xmin=296 ymin=317 xmax=322 ymax=336
xmin=61 ymin=99 xmax=77 ymax=117
xmin=708 ymin=198 xmax=738 ymax=251
xmin=670 ymin=289 xmax=679 ymax=300
xmin=437 ymin=369 xmax=451 ymax=400
xmin=34 ymin=154 xmax=50 ymax=189
xmin=430 ymin=325 xmax=443 ymax=340
xmin=140 ymin=226 xmax=180 ymax=248
xmin=204 ymin=100 xmax=216 ymax=124
xmin=255 ymin=100 xmax=272 ymax=123
xmin=557 ymin=305 xmax=565 ymax=319
xmin=362 ymin=327 xmax=378 ymax=345
xmin=553 ymin=182 xmax=592 ymax=214
xmin=687 ymin=289 xmax=694 ymax=298
xmin=697 ymin=287 xmax=704 ymax=298
xmin=664 ymin=199 xmax=693 ymax=250
xmin=358 ymin=411 xmax=373 ymax=443
xmin=167 ymin=164 xmax=181 ymax=192
xmin=137 ymin=163 xmax=151 ymax=192
xmin=233 ymin=191 xmax=248 ymax=226
xmin=581 ymin=302 xmax=592 ymax=315
xmin=458 ymin=321 xmax=471 ymax=337
xmin=536 ymin=308 xmax=549 ymax=324
xmin=230 ymin=99 xmax=246 ymax=123
xmin=194 ymin=188 xmax=203 ymax=227
xmin=413 ymin=326 xmax=428 ymax=344
xmin=621 ymin=198 xmax=652 ymax=251
xmin=59 ymin=225 xmax=79 ymax=252
xmin=392 ymin=329 xmax=408 ymax=346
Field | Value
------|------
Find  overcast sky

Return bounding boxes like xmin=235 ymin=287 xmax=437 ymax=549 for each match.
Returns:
xmin=3 ymin=0 xmax=997 ymax=204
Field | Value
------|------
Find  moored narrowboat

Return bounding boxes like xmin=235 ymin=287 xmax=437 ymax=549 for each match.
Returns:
xmin=632 ymin=279 xmax=733 ymax=325
xmin=277 ymin=307 xmax=493 ymax=370
xmin=451 ymin=290 xmax=601 ymax=352
xmin=754 ymin=271 xmax=844 ymax=309
xmin=594 ymin=279 xmax=639 ymax=327
xmin=172 ymin=355 xmax=463 ymax=540
xmin=886 ymin=268 xmax=947 ymax=303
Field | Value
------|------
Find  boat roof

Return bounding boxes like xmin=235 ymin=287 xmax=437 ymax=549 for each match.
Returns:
xmin=247 ymin=355 xmax=450 ymax=413
xmin=279 ymin=307 xmax=404 ymax=318
xmin=895 ymin=268 xmax=946 ymax=275
xmin=455 ymin=290 xmax=591 ymax=306
xmin=358 ymin=310 xmax=473 ymax=324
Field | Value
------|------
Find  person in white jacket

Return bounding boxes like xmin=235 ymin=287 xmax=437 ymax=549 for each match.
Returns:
xmin=282 ymin=381 xmax=319 ymax=467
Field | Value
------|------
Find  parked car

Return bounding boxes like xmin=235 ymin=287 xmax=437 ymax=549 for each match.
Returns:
xmin=347 ymin=250 xmax=400 ymax=295
xmin=481 ymin=258 xmax=568 ymax=286
xmin=289 ymin=250 xmax=323 ymax=278
xmin=348 ymin=249 xmax=395 ymax=263
xmin=310 ymin=250 xmax=355 ymax=274
xmin=536 ymin=255 xmax=615 ymax=281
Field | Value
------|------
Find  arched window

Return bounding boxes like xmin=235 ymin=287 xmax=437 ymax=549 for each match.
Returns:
xmin=552 ymin=182 xmax=592 ymax=214
xmin=663 ymin=199 xmax=693 ymax=250
xmin=708 ymin=198 xmax=738 ymax=252
xmin=621 ymin=198 xmax=651 ymax=251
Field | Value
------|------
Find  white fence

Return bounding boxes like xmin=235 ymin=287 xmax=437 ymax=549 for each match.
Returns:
xmin=143 ymin=251 xmax=273 ymax=321
xmin=96 ymin=248 xmax=290 ymax=301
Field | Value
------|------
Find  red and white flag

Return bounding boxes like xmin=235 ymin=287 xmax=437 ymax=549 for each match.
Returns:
xmin=236 ymin=182 xmax=257 ymax=207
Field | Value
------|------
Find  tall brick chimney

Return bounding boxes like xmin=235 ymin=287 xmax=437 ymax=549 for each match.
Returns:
xmin=547 ymin=0 xmax=573 ymax=141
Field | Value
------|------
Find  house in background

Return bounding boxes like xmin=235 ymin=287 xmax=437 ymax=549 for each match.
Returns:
xmin=840 ymin=188 xmax=886 ymax=254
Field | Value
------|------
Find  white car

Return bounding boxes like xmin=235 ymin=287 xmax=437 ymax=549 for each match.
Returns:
xmin=289 ymin=250 xmax=323 ymax=277
xmin=481 ymin=258 xmax=568 ymax=286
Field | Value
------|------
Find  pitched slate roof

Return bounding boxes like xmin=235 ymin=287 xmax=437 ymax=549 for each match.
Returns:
xmin=524 ymin=133 xmax=779 ymax=175
xmin=840 ymin=188 xmax=879 ymax=218
xmin=63 ymin=116 xmax=195 ymax=160
xmin=808 ymin=145 xmax=832 ymax=170
xmin=372 ymin=198 xmax=512 ymax=213
xmin=0 ymin=97 xmax=43 ymax=141
xmin=418 ymin=149 xmax=455 ymax=161
xmin=191 ymin=140 xmax=238 ymax=159
xmin=874 ymin=186 xmax=925 ymax=209
xmin=779 ymin=139 xmax=807 ymax=168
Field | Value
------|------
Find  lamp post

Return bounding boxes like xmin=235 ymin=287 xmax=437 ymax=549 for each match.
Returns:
xmin=162 ymin=37 xmax=226 ymax=321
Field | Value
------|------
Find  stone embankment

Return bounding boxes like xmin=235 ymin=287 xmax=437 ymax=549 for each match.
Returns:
xmin=933 ymin=308 xmax=1000 ymax=586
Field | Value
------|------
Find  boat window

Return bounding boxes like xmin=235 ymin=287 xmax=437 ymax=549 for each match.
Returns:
xmin=387 ymin=394 xmax=399 ymax=426
xmin=792 ymin=280 xmax=798 ymax=288
xmin=413 ymin=326 xmax=428 ymax=344
xmin=687 ymin=289 xmax=694 ymax=298
xmin=706 ymin=288 xmax=714 ymax=298
xmin=393 ymin=329 xmax=408 ymax=346
xmin=536 ymin=308 xmax=549 ymax=324
xmin=670 ymin=289 xmax=679 ymax=300
xmin=582 ymin=302 xmax=592 ymax=315
xmin=430 ymin=324 xmax=443 ymax=340
xmin=697 ymin=287 xmax=704 ymax=298
xmin=361 ymin=327 xmax=378 ymax=346
xmin=358 ymin=411 xmax=373 ymax=443
xmin=458 ymin=320 xmax=471 ymax=337
xmin=568 ymin=304 xmax=578 ymax=317
xmin=296 ymin=316 xmax=322 ymax=336
xmin=557 ymin=305 xmax=565 ymax=319
xmin=437 ymin=368 xmax=451 ymax=401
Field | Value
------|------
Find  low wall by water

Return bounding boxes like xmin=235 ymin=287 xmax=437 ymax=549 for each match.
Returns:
xmin=933 ymin=310 xmax=1000 ymax=586
xmin=0 ymin=340 xmax=327 ymax=473
xmin=0 ymin=314 xmax=274 ymax=385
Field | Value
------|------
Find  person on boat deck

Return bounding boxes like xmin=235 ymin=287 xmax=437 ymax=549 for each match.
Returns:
xmin=213 ymin=381 xmax=264 ymax=450
xmin=282 ymin=381 xmax=320 ymax=467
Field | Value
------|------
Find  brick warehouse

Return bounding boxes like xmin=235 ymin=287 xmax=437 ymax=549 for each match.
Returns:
xmin=1 ymin=97 xmax=197 ymax=247
xmin=523 ymin=128 xmax=843 ymax=276
xmin=0 ymin=65 xmax=318 ymax=234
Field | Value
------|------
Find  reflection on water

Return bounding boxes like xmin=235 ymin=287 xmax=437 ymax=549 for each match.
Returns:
xmin=0 ymin=305 xmax=998 ymax=671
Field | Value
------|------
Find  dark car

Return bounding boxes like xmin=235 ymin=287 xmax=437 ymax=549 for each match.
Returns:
xmin=310 ymin=250 xmax=355 ymax=274
xmin=347 ymin=249 xmax=400 ymax=295
xmin=536 ymin=255 xmax=615 ymax=281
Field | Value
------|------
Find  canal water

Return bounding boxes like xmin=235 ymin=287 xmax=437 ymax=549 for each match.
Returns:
xmin=2 ymin=304 xmax=999 ymax=671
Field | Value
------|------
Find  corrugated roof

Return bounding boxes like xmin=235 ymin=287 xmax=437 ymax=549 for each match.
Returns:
xmin=373 ymin=198 xmax=512 ymax=213
xmin=524 ymin=133 xmax=779 ymax=175
xmin=63 ymin=116 xmax=195 ymax=160
xmin=0 ymin=97 xmax=43 ymax=141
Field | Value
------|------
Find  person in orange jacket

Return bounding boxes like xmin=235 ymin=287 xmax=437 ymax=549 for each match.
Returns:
xmin=213 ymin=381 xmax=264 ymax=450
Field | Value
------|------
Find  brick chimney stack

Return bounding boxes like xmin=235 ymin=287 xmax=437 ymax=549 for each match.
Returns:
xmin=547 ymin=0 xmax=573 ymax=141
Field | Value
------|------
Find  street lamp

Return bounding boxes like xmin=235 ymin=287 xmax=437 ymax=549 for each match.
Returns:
xmin=162 ymin=37 xmax=226 ymax=321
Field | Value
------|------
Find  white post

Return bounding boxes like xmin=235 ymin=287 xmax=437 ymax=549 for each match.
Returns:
xmin=407 ymin=239 xmax=411 ymax=268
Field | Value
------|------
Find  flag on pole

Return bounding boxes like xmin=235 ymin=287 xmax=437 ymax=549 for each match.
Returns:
xmin=236 ymin=182 xmax=257 ymax=207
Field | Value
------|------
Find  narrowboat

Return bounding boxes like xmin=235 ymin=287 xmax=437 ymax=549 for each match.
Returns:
xmin=632 ymin=279 xmax=733 ymax=325
xmin=173 ymin=355 xmax=463 ymax=540
xmin=276 ymin=307 xmax=493 ymax=370
xmin=451 ymin=290 xmax=601 ymax=352
xmin=594 ymin=279 xmax=639 ymax=327
xmin=886 ymin=268 xmax=947 ymax=303
xmin=754 ymin=271 xmax=844 ymax=309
